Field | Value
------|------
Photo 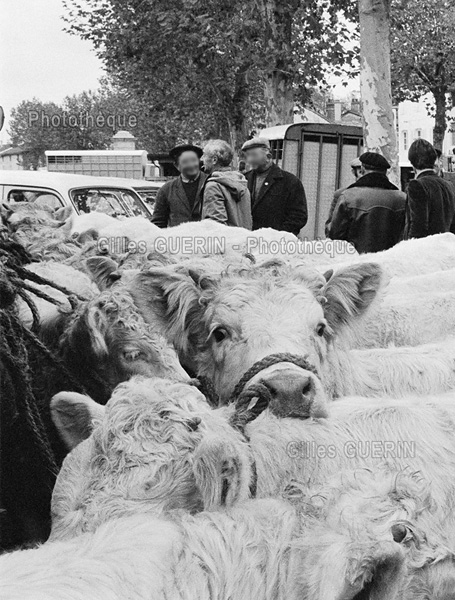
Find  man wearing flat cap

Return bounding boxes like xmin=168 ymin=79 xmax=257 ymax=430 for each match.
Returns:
xmin=327 ymin=151 xmax=406 ymax=253
xmin=152 ymin=144 xmax=208 ymax=228
xmin=241 ymin=137 xmax=307 ymax=236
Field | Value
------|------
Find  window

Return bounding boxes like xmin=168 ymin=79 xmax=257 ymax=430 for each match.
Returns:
xmin=402 ymin=130 xmax=408 ymax=151
xmin=415 ymin=128 xmax=422 ymax=139
xmin=7 ymin=189 xmax=62 ymax=211
xmin=70 ymin=187 xmax=149 ymax=218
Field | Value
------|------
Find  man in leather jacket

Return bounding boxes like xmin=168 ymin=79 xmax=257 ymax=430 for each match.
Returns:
xmin=327 ymin=152 xmax=406 ymax=253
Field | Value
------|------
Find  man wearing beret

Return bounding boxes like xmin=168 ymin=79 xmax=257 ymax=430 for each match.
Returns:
xmin=327 ymin=151 xmax=406 ymax=253
xmin=241 ymin=138 xmax=307 ymax=236
xmin=152 ymin=144 xmax=208 ymax=228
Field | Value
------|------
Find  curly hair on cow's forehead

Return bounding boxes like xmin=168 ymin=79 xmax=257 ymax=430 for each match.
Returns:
xmin=205 ymin=259 xmax=326 ymax=294
xmin=90 ymin=378 xmax=209 ymax=463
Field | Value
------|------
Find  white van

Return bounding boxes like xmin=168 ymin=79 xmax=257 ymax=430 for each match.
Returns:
xmin=0 ymin=171 xmax=153 ymax=220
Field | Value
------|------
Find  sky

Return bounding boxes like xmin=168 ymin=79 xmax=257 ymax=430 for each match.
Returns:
xmin=0 ymin=0 xmax=104 ymax=144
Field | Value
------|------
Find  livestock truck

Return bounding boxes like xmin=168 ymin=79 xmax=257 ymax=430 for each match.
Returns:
xmin=259 ymin=123 xmax=363 ymax=241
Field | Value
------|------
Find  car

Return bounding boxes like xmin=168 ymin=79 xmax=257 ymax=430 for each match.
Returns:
xmin=0 ymin=171 xmax=153 ymax=220
xmin=109 ymin=178 xmax=167 ymax=214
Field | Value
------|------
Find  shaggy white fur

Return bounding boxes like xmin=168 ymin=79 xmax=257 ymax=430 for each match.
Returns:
xmin=0 ymin=498 xmax=408 ymax=600
xmin=323 ymin=232 xmax=455 ymax=278
xmin=50 ymin=378 xmax=253 ymax=539
xmin=16 ymin=262 xmax=99 ymax=330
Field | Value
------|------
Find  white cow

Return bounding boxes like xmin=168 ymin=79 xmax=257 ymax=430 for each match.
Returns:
xmin=128 ymin=258 xmax=455 ymax=403
xmin=324 ymin=232 xmax=455 ymax=278
xmin=0 ymin=497 xmax=408 ymax=600
xmin=343 ymin=288 xmax=455 ymax=348
xmin=45 ymin=378 xmax=455 ymax=600
xmin=50 ymin=378 xmax=455 ymax=538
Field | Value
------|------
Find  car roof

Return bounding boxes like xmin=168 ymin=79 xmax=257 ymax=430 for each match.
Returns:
xmin=111 ymin=177 xmax=166 ymax=190
xmin=0 ymin=170 xmax=142 ymax=193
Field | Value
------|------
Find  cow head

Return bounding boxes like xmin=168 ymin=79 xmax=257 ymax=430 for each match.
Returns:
xmin=288 ymin=467 xmax=455 ymax=600
xmin=50 ymin=377 xmax=256 ymax=539
xmin=129 ymin=259 xmax=382 ymax=408
xmin=59 ymin=282 xmax=189 ymax=404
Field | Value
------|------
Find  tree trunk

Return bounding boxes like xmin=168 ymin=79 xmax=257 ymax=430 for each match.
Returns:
xmin=263 ymin=0 xmax=298 ymax=127
xmin=229 ymin=69 xmax=251 ymax=163
xmin=358 ymin=0 xmax=399 ymax=185
xmin=264 ymin=71 xmax=294 ymax=127
xmin=433 ymin=88 xmax=447 ymax=151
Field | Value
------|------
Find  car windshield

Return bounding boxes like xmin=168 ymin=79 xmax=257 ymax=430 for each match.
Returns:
xmin=70 ymin=187 xmax=150 ymax=218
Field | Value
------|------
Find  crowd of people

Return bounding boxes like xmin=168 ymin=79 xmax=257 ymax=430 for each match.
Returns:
xmin=151 ymin=137 xmax=307 ymax=236
xmin=152 ymin=136 xmax=455 ymax=253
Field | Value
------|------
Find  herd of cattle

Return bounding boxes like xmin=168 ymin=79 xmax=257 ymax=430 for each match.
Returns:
xmin=2 ymin=203 xmax=455 ymax=598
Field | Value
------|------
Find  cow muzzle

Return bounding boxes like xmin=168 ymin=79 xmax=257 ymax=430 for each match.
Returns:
xmin=229 ymin=352 xmax=328 ymax=422
xmin=250 ymin=364 xmax=327 ymax=419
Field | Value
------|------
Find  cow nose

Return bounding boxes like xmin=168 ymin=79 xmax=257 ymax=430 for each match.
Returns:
xmin=260 ymin=370 xmax=317 ymax=419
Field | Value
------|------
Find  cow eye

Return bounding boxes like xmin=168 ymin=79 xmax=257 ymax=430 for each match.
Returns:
xmin=212 ymin=327 xmax=228 ymax=343
xmin=186 ymin=417 xmax=201 ymax=432
xmin=316 ymin=323 xmax=326 ymax=337
xmin=123 ymin=349 xmax=143 ymax=362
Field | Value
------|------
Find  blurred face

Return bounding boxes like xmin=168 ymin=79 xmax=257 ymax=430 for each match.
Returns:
xmin=177 ymin=151 xmax=201 ymax=179
xmin=244 ymin=147 xmax=270 ymax=170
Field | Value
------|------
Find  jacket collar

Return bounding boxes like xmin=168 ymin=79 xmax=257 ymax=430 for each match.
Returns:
xmin=347 ymin=172 xmax=398 ymax=191
xmin=416 ymin=170 xmax=438 ymax=180
xmin=251 ymin=163 xmax=283 ymax=208
xmin=175 ymin=171 xmax=207 ymax=216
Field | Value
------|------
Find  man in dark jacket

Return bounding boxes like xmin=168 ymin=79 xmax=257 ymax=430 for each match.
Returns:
xmin=241 ymin=138 xmax=307 ymax=236
xmin=327 ymin=152 xmax=406 ymax=253
xmin=403 ymin=139 xmax=455 ymax=239
xmin=325 ymin=157 xmax=362 ymax=236
xmin=152 ymin=144 xmax=208 ymax=228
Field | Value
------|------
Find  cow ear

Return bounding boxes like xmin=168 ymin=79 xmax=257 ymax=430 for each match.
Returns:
xmin=321 ymin=263 xmax=382 ymax=332
xmin=63 ymin=303 xmax=109 ymax=362
xmin=129 ymin=267 xmax=213 ymax=355
xmin=76 ymin=228 xmax=99 ymax=244
xmin=192 ymin=433 xmax=253 ymax=511
xmin=311 ymin=537 xmax=405 ymax=600
xmin=85 ymin=256 xmax=121 ymax=290
xmin=51 ymin=392 xmax=105 ymax=450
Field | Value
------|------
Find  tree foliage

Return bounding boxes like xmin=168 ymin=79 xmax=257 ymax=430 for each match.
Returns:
xmin=7 ymin=79 xmax=164 ymax=168
xmin=390 ymin=0 xmax=455 ymax=148
xmin=61 ymin=0 xmax=359 ymax=149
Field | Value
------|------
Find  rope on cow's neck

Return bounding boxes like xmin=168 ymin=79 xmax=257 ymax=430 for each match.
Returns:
xmin=229 ymin=352 xmax=318 ymax=404
xmin=195 ymin=354 xmax=317 ymax=499
xmin=194 ymin=352 xmax=317 ymax=411
xmin=229 ymin=353 xmax=317 ymax=499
